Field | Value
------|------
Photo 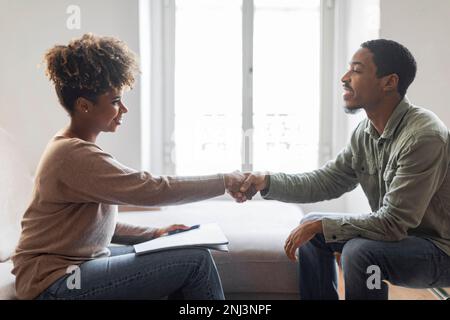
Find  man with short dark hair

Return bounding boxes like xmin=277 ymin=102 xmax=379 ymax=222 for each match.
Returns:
xmin=237 ymin=39 xmax=450 ymax=299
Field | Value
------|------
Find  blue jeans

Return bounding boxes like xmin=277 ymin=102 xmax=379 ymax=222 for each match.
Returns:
xmin=298 ymin=212 xmax=450 ymax=300
xmin=36 ymin=246 xmax=224 ymax=300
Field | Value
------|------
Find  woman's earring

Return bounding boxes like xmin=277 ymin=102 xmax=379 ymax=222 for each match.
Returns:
xmin=85 ymin=109 xmax=88 ymax=113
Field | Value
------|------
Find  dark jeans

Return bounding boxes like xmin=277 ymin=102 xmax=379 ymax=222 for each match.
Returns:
xmin=36 ymin=246 xmax=224 ymax=300
xmin=298 ymin=213 xmax=450 ymax=300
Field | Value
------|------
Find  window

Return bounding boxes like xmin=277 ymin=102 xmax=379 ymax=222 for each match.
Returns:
xmin=140 ymin=0 xmax=332 ymax=175
xmin=253 ymin=0 xmax=321 ymax=173
xmin=174 ymin=0 xmax=242 ymax=175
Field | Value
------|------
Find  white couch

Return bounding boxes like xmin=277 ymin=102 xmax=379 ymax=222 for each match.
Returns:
xmin=117 ymin=201 xmax=303 ymax=299
xmin=0 ymin=127 xmax=303 ymax=300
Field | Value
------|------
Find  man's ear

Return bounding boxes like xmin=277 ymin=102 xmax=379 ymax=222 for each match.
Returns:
xmin=74 ymin=97 xmax=93 ymax=114
xmin=382 ymin=73 xmax=399 ymax=94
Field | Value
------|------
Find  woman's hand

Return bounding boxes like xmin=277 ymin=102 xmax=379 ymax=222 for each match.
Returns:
xmin=223 ymin=170 xmax=246 ymax=193
xmin=154 ymin=224 xmax=191 ymax=238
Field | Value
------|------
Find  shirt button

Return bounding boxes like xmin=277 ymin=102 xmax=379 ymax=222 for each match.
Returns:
xmin=332 ymin=235 xmax=337 ymax=240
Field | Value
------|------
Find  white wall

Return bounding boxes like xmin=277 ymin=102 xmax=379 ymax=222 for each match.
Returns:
xmin=0 ymin=0 xmax=141 ymax=173
xmin=380 ymin=0 xmax=450 ymax=126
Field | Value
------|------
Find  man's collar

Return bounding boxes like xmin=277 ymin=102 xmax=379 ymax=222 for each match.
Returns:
xmin=364 ymin=97 xmax=411 ymax=140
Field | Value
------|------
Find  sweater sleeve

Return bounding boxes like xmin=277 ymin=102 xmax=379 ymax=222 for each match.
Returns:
xmin=112 ymin=222 xmax=159 ymax=245
xmin=56 ymin=140 xmax=226 ymax=206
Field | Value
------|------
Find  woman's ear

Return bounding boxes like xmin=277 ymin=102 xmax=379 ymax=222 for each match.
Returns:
xmin=74 ymin=97 xmax=92 ymax=114
xmin=382 ymin=73 xmax=399 ymax=94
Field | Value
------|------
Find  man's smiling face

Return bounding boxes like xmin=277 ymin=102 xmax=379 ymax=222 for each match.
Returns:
xmin=340 ymin=47 xmax=385 ymax=113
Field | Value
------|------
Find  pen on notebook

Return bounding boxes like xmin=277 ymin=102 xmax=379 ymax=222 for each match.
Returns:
xmin=166 ymin=224 xmax=200 ymax=236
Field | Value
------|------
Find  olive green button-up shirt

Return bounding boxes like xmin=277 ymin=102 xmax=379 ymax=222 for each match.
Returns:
xmin=262 ymin=98 xmax=450 ymax=255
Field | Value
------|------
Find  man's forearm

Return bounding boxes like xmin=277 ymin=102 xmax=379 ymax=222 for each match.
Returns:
xmin=261 ymin=171 xmax=356 ymax=203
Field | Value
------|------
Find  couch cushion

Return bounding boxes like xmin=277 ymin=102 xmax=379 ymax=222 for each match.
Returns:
xmin=0 ymin=127 xmax=34 ymax=261
xmin=117 ymin=200 xmax=303 ymax=298
xmin=0 ymin=261 xmax=16 ymax=299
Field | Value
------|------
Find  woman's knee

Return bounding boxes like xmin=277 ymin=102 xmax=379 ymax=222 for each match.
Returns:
xmin=183 ymin=248 xmax=215 ymax=267
xmin=132 ymin=248 xmax=215 ymax=274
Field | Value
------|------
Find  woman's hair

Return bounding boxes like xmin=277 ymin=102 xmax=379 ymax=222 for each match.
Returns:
xmin=44 ymin=33 xmax=139 ymax=114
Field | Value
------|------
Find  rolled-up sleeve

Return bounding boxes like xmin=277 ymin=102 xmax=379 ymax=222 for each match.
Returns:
xmin=262 ymin=144 xmax=359 ymax=203
xmin=322 ymin=134 xmax=448 ymax=243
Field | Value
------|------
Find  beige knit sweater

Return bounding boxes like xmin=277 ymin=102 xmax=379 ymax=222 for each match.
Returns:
xmin=11 ymin=135 xmax=225 ymax=299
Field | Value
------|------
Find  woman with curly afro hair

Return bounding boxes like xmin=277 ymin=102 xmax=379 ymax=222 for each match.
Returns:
xmin=11 ymin=34 xmax=245 ymax=300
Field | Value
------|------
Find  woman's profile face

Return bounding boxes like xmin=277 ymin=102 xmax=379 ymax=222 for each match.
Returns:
xmin=86 ymin=88 xmax=128 ymax=133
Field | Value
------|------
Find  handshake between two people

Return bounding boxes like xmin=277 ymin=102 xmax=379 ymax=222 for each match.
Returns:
xmin=223 ymin=171 xmax=269 ymax=203
xmin=154 ymin=171 xmax=267 ymax=240
xmin=158 ymin=171 xmax=323 ymax=261
xmin=223 ymin=171 xmax=323 ymax=262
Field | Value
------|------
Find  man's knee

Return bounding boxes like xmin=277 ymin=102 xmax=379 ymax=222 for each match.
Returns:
xmin=298 ymin=233 xmax=329 ymax=256
xmin=341 ymin=238 xmax=381 ymax=273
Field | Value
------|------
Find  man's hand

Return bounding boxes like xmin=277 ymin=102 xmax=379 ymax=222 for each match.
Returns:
xmin=238 ymin=172 xmax=269 ymax=200
xmin=224 ymin=171 xmax=267 ymax=202
xmin=284 ymin=220 xmax=323 ymax=261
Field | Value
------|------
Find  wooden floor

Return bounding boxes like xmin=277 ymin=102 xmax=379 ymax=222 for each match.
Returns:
xmin=337 ymin=268 xmax=437 ymax=300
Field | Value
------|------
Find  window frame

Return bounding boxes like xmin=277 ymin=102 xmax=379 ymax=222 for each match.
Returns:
xmin=139 ymin=0 xmax=336 ymax=175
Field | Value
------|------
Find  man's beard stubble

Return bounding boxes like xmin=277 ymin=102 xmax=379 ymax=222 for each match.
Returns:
xmin=343 ymin=105 xmax=364 ymax=115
